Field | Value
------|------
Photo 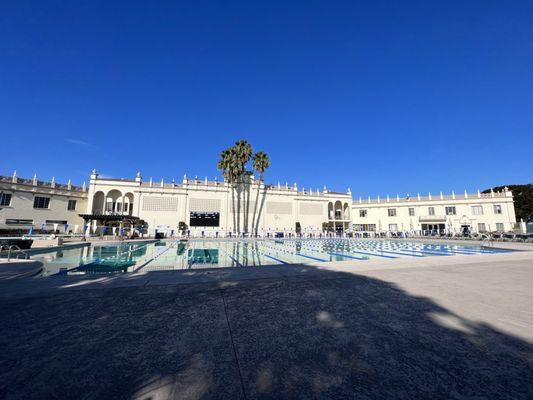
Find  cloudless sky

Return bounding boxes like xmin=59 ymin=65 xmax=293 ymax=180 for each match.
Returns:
xmin=1 ymin=0 xmax=532 ymax=198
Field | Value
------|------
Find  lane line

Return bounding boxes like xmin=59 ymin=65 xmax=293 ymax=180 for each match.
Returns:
xmin=327 ymin=252 xmax=368 ymax=261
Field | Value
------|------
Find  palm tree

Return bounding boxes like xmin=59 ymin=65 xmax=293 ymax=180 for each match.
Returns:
xmin=217 ymin=148 xmax=237 ymax=233
xmin=233 ymin=140 xmax=253 ymax=233
xmin=228 ymin=146 xmax=242 ymax=233
xmin=251 ymin=151 xmax=270 ymax=235
xmin=218 ymin=141 xmax=262 ymax=236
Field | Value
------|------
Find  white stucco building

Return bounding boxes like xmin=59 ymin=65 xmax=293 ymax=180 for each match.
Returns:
xmin=85 ymin=170 xmax=352 ymax=237
xmin=351 ymin=190 xmax=517 ymax=235
xmin=0 ymin=170 xmax=522 ymax=236
xmin=0 ymin=172 xmax=87 ymax=233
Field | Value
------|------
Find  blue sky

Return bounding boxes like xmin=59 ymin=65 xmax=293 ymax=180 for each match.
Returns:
xmin=1 ymin=1 xmax=532 ymax=198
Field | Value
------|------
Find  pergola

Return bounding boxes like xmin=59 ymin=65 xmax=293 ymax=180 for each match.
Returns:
xmin=78 ymin=214 xmax=142 ymax=236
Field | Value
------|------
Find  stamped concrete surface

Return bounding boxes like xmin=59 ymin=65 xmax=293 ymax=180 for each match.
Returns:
xmin=0 ymin=260 xmax=43 ymax=280
xmin=1 ymin=254 xmax=533 ymax=399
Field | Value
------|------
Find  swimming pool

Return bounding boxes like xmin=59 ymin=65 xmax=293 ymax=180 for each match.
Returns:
xmin=32 ymin=238 xmax=511 ymax=276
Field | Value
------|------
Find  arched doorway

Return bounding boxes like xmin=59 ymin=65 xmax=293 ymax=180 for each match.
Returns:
xmin=124 ymin=192 xmax=134 ymax=216
xmin=334 ymin=201 xmax=342 ymax=220
xmin=343 ymin=202 xmax=350 ymax=220
xmin=92 ymin=191 xmax=105 ymax=214
xmin=105 ymin=190 xmax=122 ymax=214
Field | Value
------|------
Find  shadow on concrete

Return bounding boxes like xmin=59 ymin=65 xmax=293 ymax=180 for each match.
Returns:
xmin=0 ymin=265 xmax=532 ymax=399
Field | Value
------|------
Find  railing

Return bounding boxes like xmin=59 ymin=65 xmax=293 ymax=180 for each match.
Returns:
xmin=480 ymin=234 xmax=494 ymax=248
xmin=0 ymin=245 xmax=30 ymax=261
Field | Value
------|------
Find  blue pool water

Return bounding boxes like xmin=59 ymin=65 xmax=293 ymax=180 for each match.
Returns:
xmin=32 ymin=238 xmax=511 ymax=276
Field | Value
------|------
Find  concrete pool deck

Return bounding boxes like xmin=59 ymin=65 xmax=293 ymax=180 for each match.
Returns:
xmin=1 ymin=251 xmax=533 ymax=399
xmin=0 ymin=259 xmax=43 ymax=280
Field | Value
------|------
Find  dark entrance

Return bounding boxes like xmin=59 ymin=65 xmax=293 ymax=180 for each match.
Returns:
xmin=461 ymin=225 xmax=471 ymax=235
xmin=189 ymin=212 xmax=220 ymax=227
xmin=421 ymin=223 xmax=445 ymax=235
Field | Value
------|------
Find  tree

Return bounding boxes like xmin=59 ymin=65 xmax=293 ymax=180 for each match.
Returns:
xmin=218 ymin=141 xmax=270 ymax=236
xmin=234 ymin=140 xmax=253 ymax=233
xmin=483 ymin=184 xmax=533 ymax=223
xmin=251 ymin=151 xmax=270 ymax=235
xmin=178 ymin=221 xmax=188 ymax=235
xmin=217 ymin=148 xmax=238 ymax=232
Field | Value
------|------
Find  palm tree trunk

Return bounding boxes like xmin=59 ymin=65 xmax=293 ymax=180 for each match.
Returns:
xmin=230 ymin=181 xmax=237 ymax=234
xmin=243 ymin=178 xmax=247 ymax=233
xmin=256 ymin=183 xmax=268 ymax=236
xmin=246 ymin=179 xmax=251 ymax=233
xmin=251 ymin=174 xmax=262 ymax=236
xmin=244 ymin=174 xmax=249 ymax=233
xmin=247 ymin=181 xmax=251 ymax=233
xmin=236 ymin=178 xmax=242 ymax=234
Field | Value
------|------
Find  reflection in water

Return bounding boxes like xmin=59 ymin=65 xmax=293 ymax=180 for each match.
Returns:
xmin=31 ymin=239 xmax=512 ymax=277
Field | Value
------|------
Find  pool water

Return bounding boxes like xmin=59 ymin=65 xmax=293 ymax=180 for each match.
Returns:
xmin=32 ymin=238 xmax=511 ymax=277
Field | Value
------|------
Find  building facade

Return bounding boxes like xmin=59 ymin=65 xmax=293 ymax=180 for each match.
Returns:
xmin=85 ymin=170 xmax=352 ymax=236
xmin=0 ymin=170 xmax=521 ymax=236
xmin=0 ymin=173 xmax=88 ymax=233
xmin=351 ymin=190 xmax=517 ymax=235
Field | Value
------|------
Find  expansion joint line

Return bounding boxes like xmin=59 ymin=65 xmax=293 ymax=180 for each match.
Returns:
xmin=220 ymin=290 xmax=248 ymax=400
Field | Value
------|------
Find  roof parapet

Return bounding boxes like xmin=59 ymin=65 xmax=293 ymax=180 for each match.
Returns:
xmin=353 ymin=189 xmax=512 ymax=205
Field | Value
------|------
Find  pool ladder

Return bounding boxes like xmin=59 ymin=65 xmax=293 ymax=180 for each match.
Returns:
xmin=480 ymin=234 xmax=494 ymax=248
xmin=0 ymin=245 xmax=30 ymax=261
